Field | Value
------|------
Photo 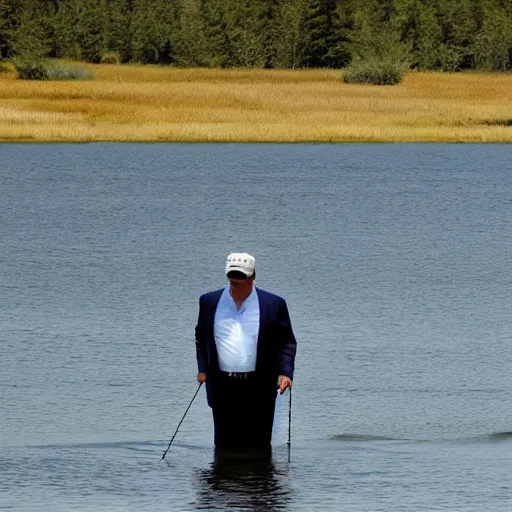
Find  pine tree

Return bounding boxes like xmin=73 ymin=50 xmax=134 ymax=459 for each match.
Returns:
xmin=0 ymin=0 xmax=15 ymax=59
xmin=52 ymin=0 xmax=82 ymax=60
xmin=78 ymin=0 xmax=109 ymax=62
xmin=474 ymin=6 xmax=512 ymax=70
xmin=6 ymin=0 xmax=53 ymax=59
xmin=298 ymin=0 xmax=341 ymax=67
xmin=108 ymin=0 xmax=131 ymax=61
xmin=343 ymin=0 xmax=411 ymax=77
xmin=347 ymin=0 xmax=386 ymax=60
xmin=436 ymin=0 xmax=477 ymax=69
xmin=130 ymin=0 xmax=178 ymax=64
xmin=416 ymin=3 xmax=443 ymax=69
xmin=258 ymin=0 xmax=282 ymax=68
xmin=225 ymin=0 xmax=266 ymax=67
xmin=174 ymin=0 xmax=208 ymax=66
xmin=201 ymin=0 xmax=232 ymax=66
xmin=395 ymin=0 xmax=442 ymax=69
xmin=279 ymin=0 xmax=308 ymax=68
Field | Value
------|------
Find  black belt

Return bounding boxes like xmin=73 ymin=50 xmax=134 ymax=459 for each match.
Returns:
xmin=220 ymin=371 xmax=255 ymax=380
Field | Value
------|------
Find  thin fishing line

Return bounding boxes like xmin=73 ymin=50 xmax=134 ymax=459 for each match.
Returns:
xmin=162 ymin=382 xmax=203 ymax=460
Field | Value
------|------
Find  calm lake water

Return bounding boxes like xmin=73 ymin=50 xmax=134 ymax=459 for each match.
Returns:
xmin=1 ymin=143 xmax=512 ymax=511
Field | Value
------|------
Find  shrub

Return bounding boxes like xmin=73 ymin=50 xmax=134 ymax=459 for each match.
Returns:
xmin=13 ymin=59 xmax=49 ymax=80
xmin=14 ymin=59 xmax=93 ymax=81
xmin=47 ymin=63 xmax=94 ymax=80
xmin=344 ymin=26 xmax=410 ymax=85
xmin=0 ymin=61 xmax=10 ymax=74
xmin=100 ymin=52 xmax=121 ymax=65
xmin=343 ymin=57 xmax=407 ymax=85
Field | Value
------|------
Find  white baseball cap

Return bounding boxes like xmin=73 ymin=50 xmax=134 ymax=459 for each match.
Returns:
xmin=225 ymin=253 xmax=255 ymax=277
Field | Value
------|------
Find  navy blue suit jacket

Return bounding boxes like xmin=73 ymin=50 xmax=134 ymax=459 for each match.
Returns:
xmin=195 ymin=287 xmax=297 ymax=407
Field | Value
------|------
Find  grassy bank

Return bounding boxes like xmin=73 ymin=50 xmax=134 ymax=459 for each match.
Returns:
xmin=1 ymin=63 xmax=512 ymax=142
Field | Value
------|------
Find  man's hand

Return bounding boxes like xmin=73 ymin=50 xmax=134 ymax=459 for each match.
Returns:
xmin=277 ymin=375 xmax=292 ymax=394
xmin=197 ymin=372 xmax=207 ymax=383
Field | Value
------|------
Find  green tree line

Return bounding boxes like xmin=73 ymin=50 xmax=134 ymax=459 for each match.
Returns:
xmin=1 ymin=0 xmax=512 ymax=71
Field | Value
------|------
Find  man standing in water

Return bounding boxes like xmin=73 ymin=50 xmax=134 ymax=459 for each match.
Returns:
xmin=195 ymin=253 xmax=297 ymax=450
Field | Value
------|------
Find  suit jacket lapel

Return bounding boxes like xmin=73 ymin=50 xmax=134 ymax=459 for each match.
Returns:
xmin=207 ymin=289 xmax=224 ymax=341
xmin=256 ymin=287 xmax=268 ymax=370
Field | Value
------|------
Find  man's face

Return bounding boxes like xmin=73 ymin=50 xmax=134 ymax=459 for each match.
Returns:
xmin=227 ymin=272 xmax=254 ymax=293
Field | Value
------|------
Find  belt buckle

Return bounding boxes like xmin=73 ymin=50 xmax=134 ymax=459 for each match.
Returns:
xmin=229 ymin=372 xmax=246 ymax=379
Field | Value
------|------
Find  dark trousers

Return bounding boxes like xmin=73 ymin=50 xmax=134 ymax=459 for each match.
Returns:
xmin=211 ymin=373 xmax=277 ymax=450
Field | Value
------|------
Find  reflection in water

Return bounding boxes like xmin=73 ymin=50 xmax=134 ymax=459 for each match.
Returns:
xmin=195 ymin=448 xmax=291 ymax=511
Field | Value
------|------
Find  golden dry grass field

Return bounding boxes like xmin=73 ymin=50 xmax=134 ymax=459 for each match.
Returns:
xmin=1 ymin=63 xmax=512 ymax=142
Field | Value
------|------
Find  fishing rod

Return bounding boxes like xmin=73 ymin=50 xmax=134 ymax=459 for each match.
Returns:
xmin=287 ymin=387 xmax=292 ymax=447
xmin=287 ymin=387 xmax=292 ymax=462
xmin=162 ymin=382 xmax=203 ymax=460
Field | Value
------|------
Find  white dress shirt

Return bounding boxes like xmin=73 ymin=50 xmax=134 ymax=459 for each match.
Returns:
xmin=214 ymin=286 xmax=260 ymax=372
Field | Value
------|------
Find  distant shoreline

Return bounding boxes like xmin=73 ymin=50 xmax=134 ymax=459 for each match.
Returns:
xmin=1 ymin=63 xmax=512 ymax=143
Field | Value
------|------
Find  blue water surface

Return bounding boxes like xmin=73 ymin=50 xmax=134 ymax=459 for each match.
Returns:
xmin=1 ymin=143 xmax=511 ymax=511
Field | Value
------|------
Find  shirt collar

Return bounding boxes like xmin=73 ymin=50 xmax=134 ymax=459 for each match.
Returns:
xmin=223 ymin=285 xmax=257 ymax=308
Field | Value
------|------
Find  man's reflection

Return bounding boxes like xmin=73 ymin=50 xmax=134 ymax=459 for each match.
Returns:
xmin=195 ymin=447 xmax=290 ymax=511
